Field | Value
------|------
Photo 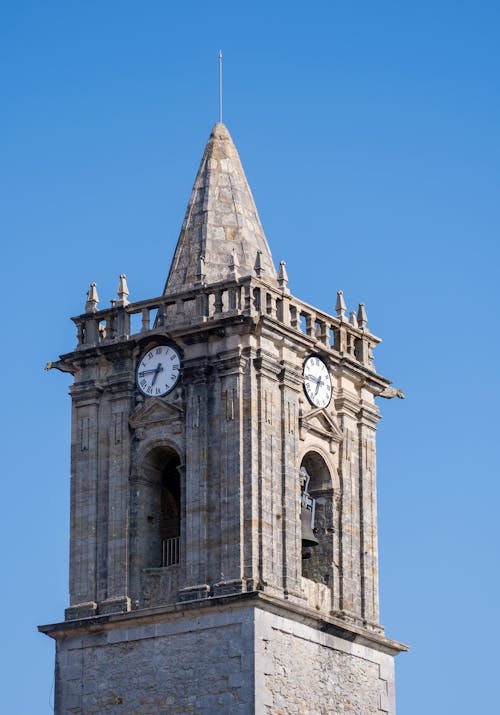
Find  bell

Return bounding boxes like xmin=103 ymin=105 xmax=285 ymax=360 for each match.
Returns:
xmin=301 ymin=504 xmax=319 ymax=548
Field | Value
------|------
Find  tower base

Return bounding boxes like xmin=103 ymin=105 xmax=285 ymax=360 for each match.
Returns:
xmin=40 ymin=592 xmax=406 ymax=714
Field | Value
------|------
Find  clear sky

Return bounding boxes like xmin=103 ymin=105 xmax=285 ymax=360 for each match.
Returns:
xmin=1 ymin=1 xmax=499 ymax=713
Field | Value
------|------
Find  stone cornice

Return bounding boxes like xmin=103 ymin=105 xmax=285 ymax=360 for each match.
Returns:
xmin=38 ymin=590 xmax=408 ymax=656
xmin=182 ymin=357 xmax=212 ymax=383
xmin=357 ymin=403 xmax=381 ymax=427
xmin=171 ymin=314 xmax=259 ymax=346
xmin=106 ymin=374 xmax=135 ymax=395
xmin=278 ymin=360 xmax=302 ymax=389
xmin=334 ymin=391 xmax=362 ymax=417
xmin=214 ymin=349 xmax=248 ymax=376
xmin=70 ymin=383 xmax=103 ymax=403
xmin=253 ymin=349 xmax=282 ymax=379
xmin=334 ymin=392 xmax=381 ymax=426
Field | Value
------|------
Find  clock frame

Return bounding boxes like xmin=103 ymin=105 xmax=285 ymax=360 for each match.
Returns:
xmin=303 ymin=355 xmax=332 ymax=409
xmin=136 ymin=344 xmax=181 ymax=397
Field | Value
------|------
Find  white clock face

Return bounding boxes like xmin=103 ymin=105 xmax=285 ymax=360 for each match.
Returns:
xmin=303 ymin=356 xmax=332 ymax=408
xmin=137 ymin=345 xmax=181 ymax=397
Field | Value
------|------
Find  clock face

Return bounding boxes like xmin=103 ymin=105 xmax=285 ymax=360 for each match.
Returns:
xmin=136 ymin=345 xmax=181 ymax=397
xmin=303 ymin=356 xmax=332 ymax=408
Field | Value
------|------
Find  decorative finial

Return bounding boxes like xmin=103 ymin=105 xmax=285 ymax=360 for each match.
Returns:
xmin=335 ymin=290 xmax=347 ymax=319
xmin=219 ymin=49 xmax=223 ymax=124
xmin=349 ymin=310 xmax=358 ymax=328
xmin=85 ymin=282 xmax=99 ymax=313
xmin=228 ymin=247 xmax=239 ymax=279
xmin=254 ymin=250 xmax=263 ymax=278
xmin=277 ymin=260 xmax=289 ymax=291
xmin=357 ymin=302 xmax=368 ymax=329
xmin=117 ymin=274 xmax=129 ymax=305
xmin=196 ymin=253 xmax=206 ymax=283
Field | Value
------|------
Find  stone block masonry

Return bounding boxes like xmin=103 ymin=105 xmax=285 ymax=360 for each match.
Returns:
xmin=47 ymin=596 xmax=400 ymax=715
xmin=41 ymin=121 xmax=408 ymax=714
xmin=255 ymin=609 xmax=395 ymax=715
xmin=54 ymin=606 xmax=255 ymax=714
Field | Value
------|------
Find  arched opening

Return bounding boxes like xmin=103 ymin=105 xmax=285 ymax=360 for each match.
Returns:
xmin=142 ymin=447 xmax=181 ymax=568
xmin=300 ymin=451 xmax=334 ymax=584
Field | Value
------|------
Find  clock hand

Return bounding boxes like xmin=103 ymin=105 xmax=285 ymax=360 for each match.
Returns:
xmin=314 ymin=378 xmax=323 ymax=396
xmin=138 ymin=366 xmax=164 ymax=378
xmin=305 ymin=373 xmax=320 ymax=384
xmin=151 ymin=363 xmax=163 ymax=387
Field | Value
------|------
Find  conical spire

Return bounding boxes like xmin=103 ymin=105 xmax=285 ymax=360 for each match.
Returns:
xmin=164 ymin=123 xmax=276 ymax=294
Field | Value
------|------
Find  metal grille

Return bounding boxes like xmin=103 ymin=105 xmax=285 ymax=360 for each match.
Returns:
xmin=162 ymin=537 xmax=180 ymax=567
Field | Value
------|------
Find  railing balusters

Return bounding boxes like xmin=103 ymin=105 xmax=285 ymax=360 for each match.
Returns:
xmin=72 ymin=276 xmax=379 ymax=371
xmin=162 ymin=536 xmax=180 ymax=567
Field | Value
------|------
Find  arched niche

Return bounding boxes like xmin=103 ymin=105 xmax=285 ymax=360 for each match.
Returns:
xmin=138 ymin=446 xmax=181 ymax=569
xmin=301 ymin=451 xmax=332 ymax=492
xmin=300 ymin=450 xmax=335 ymax=585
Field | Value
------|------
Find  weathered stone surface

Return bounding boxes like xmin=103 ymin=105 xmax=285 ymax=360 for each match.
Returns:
xmin=255 ymin=609 xmax=395 ymax=714
xmin=41 ymin=121 xmax=407 ymax=714
xmin=55 ymin=607 xmax=255 ymax=715
xmin=51 ymin=603 xmax=398 ymax=715
xmin=164 ymin=123 xmax=277 ymax=294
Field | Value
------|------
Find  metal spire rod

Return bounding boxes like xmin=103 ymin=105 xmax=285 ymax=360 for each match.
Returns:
xmin=219 ymin=49 xmax=223 ymax=123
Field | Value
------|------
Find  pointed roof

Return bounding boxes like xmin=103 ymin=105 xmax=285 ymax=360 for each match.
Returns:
xmin=164 ymin=123 xmax=276 ymax=294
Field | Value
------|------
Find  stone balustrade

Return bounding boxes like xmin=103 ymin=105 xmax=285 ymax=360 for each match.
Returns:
xmin=73 ymin=276 xmax=379 ymax=370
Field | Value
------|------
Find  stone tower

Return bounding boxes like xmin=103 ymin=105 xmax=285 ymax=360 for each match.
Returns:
xmin=40 ymin=123 xmax=407 ymax=714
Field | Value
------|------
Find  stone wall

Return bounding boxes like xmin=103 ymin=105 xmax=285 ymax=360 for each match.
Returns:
xmin=53 ymin=603 xmax=396 ymax=715
xmin=254 ymin=609 xmax=395 ymax=715
xmin=55 ymin=607 xmax=255 ymax=715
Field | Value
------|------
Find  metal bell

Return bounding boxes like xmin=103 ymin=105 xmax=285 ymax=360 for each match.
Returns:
xmin=301 ymin=504 xmax=319 ymax=548
xmin=299 ymin=465 xmax=319 ymax=551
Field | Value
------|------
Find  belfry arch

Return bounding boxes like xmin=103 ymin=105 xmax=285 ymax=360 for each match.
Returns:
xmin=300 ymin=450 xmax=336 ymax=585
xmin=136 ymin=445 xmax=182 ymax=570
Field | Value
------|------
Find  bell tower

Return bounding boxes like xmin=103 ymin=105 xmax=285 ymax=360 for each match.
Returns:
xmin=40 ymin=123 xmax=407 ymax=714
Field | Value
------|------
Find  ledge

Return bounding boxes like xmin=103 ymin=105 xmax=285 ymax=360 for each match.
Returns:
xmin=38 ymin=590 xmax=408 ymax=657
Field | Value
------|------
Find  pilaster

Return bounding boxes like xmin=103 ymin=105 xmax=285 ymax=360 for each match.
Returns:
xmin=180 ymin=358 xmax=211 ymax=596
xmin=100 ymin=372 xmax=135 ymax=614
xmin=335 ymin=389 xmax=364 ymax=623
xmin=357 ymin=402 xmax=381 ymax=629
xmin=212 ymin=349 xmax=248 ymax=594
xmin=67 ymin=382 xmax=102 ymax=617
xmin=278 ymin=361 xmax=303 ymax=598
xmin=254 ymin=349 xmax=284 ymax=596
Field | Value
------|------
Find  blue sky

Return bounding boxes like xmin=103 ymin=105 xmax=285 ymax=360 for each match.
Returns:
xmin=1 ymin=2 xmax=499 ymax=713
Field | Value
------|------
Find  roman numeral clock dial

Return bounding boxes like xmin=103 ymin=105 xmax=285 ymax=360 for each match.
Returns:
xmin=136 ymin=345 xmax=181 ymax=397
xmin=303 ymin=356 xmax=332 ymax=409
